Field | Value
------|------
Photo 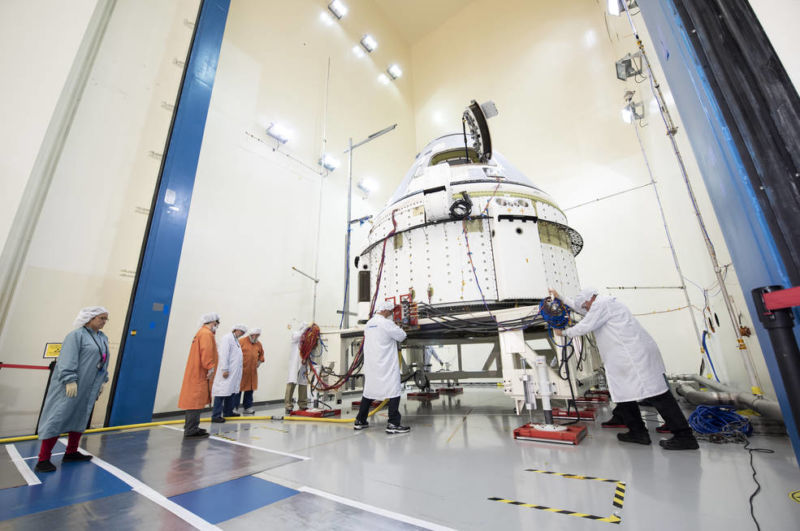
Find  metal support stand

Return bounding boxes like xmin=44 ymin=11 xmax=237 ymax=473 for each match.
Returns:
xmin=35 ymin=361 xmax=56 ymax=435
xmin=752 ymin=286 xmax=800 ymax=443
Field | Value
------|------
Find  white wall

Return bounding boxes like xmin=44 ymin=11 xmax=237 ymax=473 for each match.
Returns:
xmin=410 ymin=0 xmax=773 ymax=397
xmin=0 ymin=0 xmax=200 ymax=436
xmin=0 ymin=0 xmax=97 ymax=255
xmin=153 ymin=0 xmax=417 ymax=413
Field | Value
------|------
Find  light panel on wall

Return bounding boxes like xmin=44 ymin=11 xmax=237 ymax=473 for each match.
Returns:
xmin=356 ymin=177 xmax=378 ymax=197
xmin=352 ymin=45 xmax=365 ymax=59
xmin=615 ymin=52 xmax=642 ymax=81
xmin=621 ymin=101 xmax=644 ymax=123
xmin=328 ymin=0 xmax=348 ymax=19
xmin=266 ymin=122 xmax=291 ymax=144
xmin=607 ymin=0 xmax=638 ymax=16
xmin=386 ymin=64 xmax=402 ymax=80
xmin=360 ymin=34 xmax=378 ymax=53
xmin=377 ymin=73 xmax=390 ymax=85
xmin=319 ymin=153 xmax=340 ymax=171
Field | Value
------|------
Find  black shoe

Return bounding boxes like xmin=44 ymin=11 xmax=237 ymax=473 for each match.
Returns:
xmin=285 ymin=408 xmax=293 ymax=415
xmin=354 ymin=420 xmax=369 ymax=431
xmin=184 ymin=430 xmax=210 ymax=439
xmin=211 ymin=416 xmax=226 ymax=423
xmin=659 ymin=436 xmax=699 ymax=450
xmin=617 ymin=431 xmax=651 ymax=445
xmin=34 ymin=460 xmax=56 ymax=473
xmin=385 ymin=424 xmax=411 ymax=434
xmin=62 ymin=452 xmax=93 ymax=462
xmin=226 ymin=413 xmax=241 ymax=418
xmin=655 ymin=424 xmax=671 ymax=434
xmin=601 ymin=415 xmax=626 ymax=428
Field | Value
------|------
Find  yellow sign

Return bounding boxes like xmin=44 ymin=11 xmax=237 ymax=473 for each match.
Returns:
xmin=43 ymin=343 xmax=62 ymax=359
xmin=790 ymin=490 xmax=800 ymax=504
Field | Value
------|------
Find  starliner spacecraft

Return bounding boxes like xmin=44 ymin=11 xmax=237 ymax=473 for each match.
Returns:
xmin=321 ymin=100 xmax=603 ymax=443
xmin=356 ymin=100 xmax=584 ymax=322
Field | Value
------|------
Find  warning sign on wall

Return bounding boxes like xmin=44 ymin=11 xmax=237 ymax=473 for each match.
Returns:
xmin=42 ymin=343 xmax=62 ymax=359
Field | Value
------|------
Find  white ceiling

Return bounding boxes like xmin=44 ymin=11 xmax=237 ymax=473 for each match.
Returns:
xmin=372 ymin=0 xmax=473 ymax=45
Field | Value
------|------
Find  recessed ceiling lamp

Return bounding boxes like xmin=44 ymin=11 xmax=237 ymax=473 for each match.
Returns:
xmin=386 ymin=64 xmax=402 ymax=80
xmin=352 ymin=45 xmax=365 ymax=58
xmin=377 ymin=73 xmax=390 ymax=85
xmin=328 ymin=0 xmax=348 ymax=19
xmin=360 ymin=34 xmax=377 ymax=53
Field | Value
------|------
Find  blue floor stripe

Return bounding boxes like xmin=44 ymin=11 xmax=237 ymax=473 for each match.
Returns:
xmin=168 ymin=475 xmax=298 ymax=524
xmin=0 ymin=442 xmax=131 ymax=520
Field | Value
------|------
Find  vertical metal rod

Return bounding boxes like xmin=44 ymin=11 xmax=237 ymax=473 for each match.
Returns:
xmin=623 ymin=3 xmax=762 ymax=393
xmin=631 ymin=115 xmax=704 ymax=361
xmin=343 ymin=137 xmax=353 ymax=328
xmin=312 ymin=57 xmax=332 ymax=323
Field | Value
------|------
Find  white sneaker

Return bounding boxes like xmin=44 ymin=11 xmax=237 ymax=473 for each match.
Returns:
xmin=233 ymin=408 xmax=242 ymax=415
xmin=244 ymin=407 xmax=255 ymax=414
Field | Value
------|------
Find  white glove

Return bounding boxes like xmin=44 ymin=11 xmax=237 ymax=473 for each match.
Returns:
xmin=65 ymin=382 xmax=78 ymax=398
xmin=207 ymin=368 xmax=215 ymax=379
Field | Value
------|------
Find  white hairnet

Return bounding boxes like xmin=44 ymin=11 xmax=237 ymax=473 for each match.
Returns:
xmin=573 ymin=287 xmax=599 ymax=309
xmin=200 ymin=312 xmax=221 ymax=325
xmin=73 ymin=306 xmax=109 ymax=328
xmin=375 ymin=300 xmax=395 ymax=313
xmin=232 ymin=323 xmax=248 ymax=333
xmin=249 ymin=328 xmax=262 ymax=336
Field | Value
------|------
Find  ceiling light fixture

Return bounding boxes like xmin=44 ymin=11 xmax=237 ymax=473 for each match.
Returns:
xmin=266 ymin=122 xmax=291 ymax=144
xmin=386 ymin=64 xmax=402 ymax=80
xmin=328 ymin=0 xmax=348 ymax=19
xmin=319 ymin=153 xmax=340 ymax=171
xmin=360 ymin=34 xmax=377 ymax=53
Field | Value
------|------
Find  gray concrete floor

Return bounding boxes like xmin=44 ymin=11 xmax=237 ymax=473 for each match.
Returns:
xmin=210 ymin=386 xmax=799 ymax=530
xmin=3 ymin=386 xmax=799 ymax=530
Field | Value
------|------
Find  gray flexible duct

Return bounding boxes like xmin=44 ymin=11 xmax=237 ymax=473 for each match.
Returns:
xmin=669 ymin=374 xmax=783 ymax=420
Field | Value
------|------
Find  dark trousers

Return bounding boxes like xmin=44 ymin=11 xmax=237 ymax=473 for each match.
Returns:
xmin=184 ymin=410 xmax=201 ymax=435
xmin=356 ymin=396 xmax=401 ymax=425
xmin=212 ymin=395 xmax=235 ymax=418
xmin=233 ymin=390 xmax=253 ymax=409
xmin=616 ymin=389 xmax=694 ymax=438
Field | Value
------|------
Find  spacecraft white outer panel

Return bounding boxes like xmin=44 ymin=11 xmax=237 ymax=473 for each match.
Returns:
xmin=489 ymin=215 xmax=547 ymax=300
xmin=360 ymin=134 xmax=584 ymax=310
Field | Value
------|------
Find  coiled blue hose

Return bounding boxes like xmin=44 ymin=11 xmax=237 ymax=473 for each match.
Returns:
xmin=688 ymin=405 xmax=753 ymax=437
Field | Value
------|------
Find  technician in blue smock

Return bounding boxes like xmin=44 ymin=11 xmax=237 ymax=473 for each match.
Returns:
xmin=35 ymin=306 xmax=110 ymax=472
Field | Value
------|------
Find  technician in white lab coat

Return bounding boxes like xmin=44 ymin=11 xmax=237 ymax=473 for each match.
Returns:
xmin=211 ymin=324 xmax=247 ymax=422
xmin=354 ymin=300 xmax=410 ymax=434
xmin=284 ymin=323 xmax=309 ymax=414
xmin=551 ymin=287 xmax=698 ymax=450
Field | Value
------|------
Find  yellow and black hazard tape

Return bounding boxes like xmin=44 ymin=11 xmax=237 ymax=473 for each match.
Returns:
xmin=612 ymin=482 xmax=626 ymax=508
xmin=526 ymin=468 xmax=620 ymax=483
xmin=488 ymin=498 xmax=621 ymax=524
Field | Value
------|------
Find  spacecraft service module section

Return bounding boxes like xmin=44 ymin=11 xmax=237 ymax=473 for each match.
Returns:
xmin=357 ymin=131 xmax=583 ymax=319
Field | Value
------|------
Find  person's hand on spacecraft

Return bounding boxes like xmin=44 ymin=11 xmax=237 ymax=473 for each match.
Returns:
xmin=65 ymin=381 xmax=78 ymax=398
xmin=553 ymin=328 xmax=564 ymax=337
xmin=207 ymin=368 xmax=215 ymax=380
xmin=223 ymin=371 xmax=229 ymax=379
